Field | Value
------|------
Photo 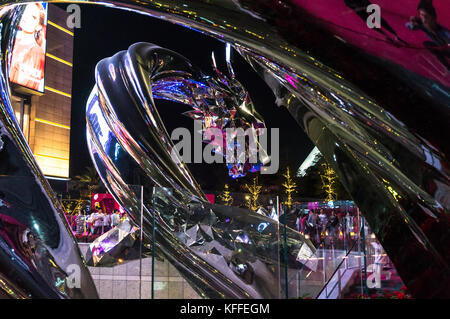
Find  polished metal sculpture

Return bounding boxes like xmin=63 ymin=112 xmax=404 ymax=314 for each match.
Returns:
xmin=85 ymin=219 xmax=144 ymax=267
xmin=0 ymin=0 xmax=449 ymax=299
xmin=0 ymin=5 xmax=98 ymax=298
xmin=86 ymin=42 xmax=315 ymax=298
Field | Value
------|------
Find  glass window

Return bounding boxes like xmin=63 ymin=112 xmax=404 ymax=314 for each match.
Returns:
xmin=11 ymin=95 xmax=31 ymax=142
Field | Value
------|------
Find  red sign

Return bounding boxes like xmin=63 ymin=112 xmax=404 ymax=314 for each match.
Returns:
xmin=92 ymin=193 xmax=123 ymax=214
xmin=205 ymin=194 xmax=215 ymax=204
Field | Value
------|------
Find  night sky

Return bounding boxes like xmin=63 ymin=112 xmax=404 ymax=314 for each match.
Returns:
xmin=63 ymin=4 xmax=313 ymax=191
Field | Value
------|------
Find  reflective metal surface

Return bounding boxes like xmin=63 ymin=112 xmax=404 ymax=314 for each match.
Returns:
xmin=86 ymin=42 xmax=315 ymax=298
xmin=0 ymin=5 xmax=98 ymax=298
xmin=0 ymin=0 xmax=449 ymax=298
xmin=85 ymin=219 xmax=145 ymax=267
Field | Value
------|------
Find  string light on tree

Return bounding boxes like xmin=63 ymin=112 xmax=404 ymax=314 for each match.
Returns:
xmin=245 ymin=195 xmax=251 ymax=209
xmin=282 ymin=166 xmax=297 ymax=209
xmin=218 ymin=184 xmax=233 ymax=206
xmin=320 ymin=162 xmax=337 ymax=202
xmin=245 ymin=177 xmax=262 ymax=211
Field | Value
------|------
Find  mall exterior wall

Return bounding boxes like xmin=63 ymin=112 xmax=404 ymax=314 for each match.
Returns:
xmin=29 ymin=4 xmax=73 ymax=178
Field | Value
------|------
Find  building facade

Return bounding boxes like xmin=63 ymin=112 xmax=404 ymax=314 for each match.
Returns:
xmin=11 ymin=3 xmax=73 ymax=179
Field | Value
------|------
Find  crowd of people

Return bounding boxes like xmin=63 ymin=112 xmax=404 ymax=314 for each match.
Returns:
xmin=294 ymin=208 xmax=360 ymax=246
xmin=67 ymin=208 xmax=124 ymax=240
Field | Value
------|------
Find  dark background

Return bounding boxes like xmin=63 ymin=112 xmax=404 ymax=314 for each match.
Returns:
xmin=60 ymin=4 xmax=314 ymax=191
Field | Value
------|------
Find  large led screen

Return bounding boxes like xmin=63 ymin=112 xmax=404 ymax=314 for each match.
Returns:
xmin=9 ymin=2 xmax=48 ymax=93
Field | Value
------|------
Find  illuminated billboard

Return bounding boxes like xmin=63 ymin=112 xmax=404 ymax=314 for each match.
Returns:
xmin=9 ymin=2 xmax=48 ymax=93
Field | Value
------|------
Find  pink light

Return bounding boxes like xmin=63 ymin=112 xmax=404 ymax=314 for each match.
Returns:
xmin=285 ymin=74 xmax=298 ymax=88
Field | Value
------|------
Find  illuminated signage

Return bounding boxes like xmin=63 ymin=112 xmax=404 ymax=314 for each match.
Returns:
xmin=9 ymin=2 xmax=48 ymax=93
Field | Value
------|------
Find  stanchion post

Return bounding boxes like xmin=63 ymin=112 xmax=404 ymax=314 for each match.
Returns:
xmin=139 ymin=185 xmax=143 ymax=299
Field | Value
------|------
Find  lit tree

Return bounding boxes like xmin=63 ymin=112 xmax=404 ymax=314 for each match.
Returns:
xmin=320 ymin=162 xmax=337 ymax=201
xmin=245 ymin=177 xmax=262 ymax=211
xmin=61 ymin=199 xmax=84 ymax=215
xmin=282 ymin=167 xmax=297 ymax=209
xmin=218 ymin=184 xmax=233 ymax=206
xmin=245 ymin=195 xmax=252 ymax=210
xmin=72 ymin=166 xmax=103 ymax=199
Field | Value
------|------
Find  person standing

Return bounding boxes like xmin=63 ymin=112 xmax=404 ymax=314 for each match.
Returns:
xmin=301 ymin=212 xmax=308 ymax=234
xmin=93 ymin=209 xmax=104 ymax=235
xmin=75 ymin=211 xmax=84 ymax=236
xmin=328 ymin=211 xmax=339 ymax=240
xmin=318 ymin=209 xmax=328 ymax=236
xmin=295 ymin=211 xmax=301 ymax=232
xmin=86 ymin=212 xmax=94 ymax=235
xmin=80 ymin=209 xmax=88 ymax=235
xmin=111 ymin=209 xmax=120 ymax=228
xmin=345 ymin=212 xmax=353 ymax=235
xmin=307 ymin=211 xmax=319 ymax=245
xmin=103 ymin=212 xmax=111 ymax=233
